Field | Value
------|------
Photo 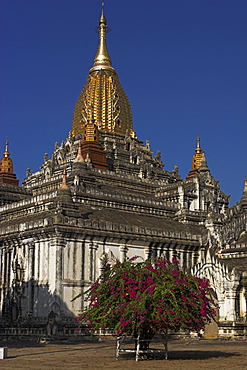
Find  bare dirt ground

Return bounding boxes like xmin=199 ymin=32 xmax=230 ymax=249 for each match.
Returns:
xmin=0 ymin=337 xmax=246 ymax=370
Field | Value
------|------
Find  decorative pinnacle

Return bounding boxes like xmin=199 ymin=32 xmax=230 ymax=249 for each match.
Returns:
xmin=199 ymin=152 xmax=209 ymax=172
xmin=241 ymin=178 xmax=247 ymax=205
xmin=74 ymin=143 xmax=85 ymax=163
xmin=60 ymin=169 xmax=69 ymax=190
xmin=4 ymin=139 xmax=10 ymax=157
xmin=191 ymin=136 xmax=204 ymax=171
xmin=243 ymin=179 xmax=247 ymax=194
xmin=195 ymin=136 xmax=202 ymax=153
xmin=90 ymin=2 xmax=115 ymax=73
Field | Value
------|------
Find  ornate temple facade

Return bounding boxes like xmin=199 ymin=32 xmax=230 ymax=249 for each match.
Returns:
xmin=0 ymin=7 xmax=246 ymax=338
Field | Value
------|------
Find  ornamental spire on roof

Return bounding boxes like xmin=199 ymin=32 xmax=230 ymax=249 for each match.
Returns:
xmin=59 ymin=169 xmax=70 ymax=190
xmin=199 ymin=152 xmax=209 ymax=173
xmin=74 ymin=143 xmax=85 ymax=163
xmin=3 ymin=139 xmax=10 ymax=158
xmin=243 ymin=179 xmax=247 ymax=193
xmin=90 ymin=2 xmax=115 ymax=74
xmin=192 ymin=136 xmax=204 ymax=170
xmin=72 ymin=3 xmax=134 ymax=137
xmin=241 ymin=178 xmax=247 ymax=207
xmin=0 ymin=139 xmax=19 ymax=186
xmin=0 ymin=139 xmax=13 ymax=173
xmin=186 ymin=137 xmax=205 ymax=179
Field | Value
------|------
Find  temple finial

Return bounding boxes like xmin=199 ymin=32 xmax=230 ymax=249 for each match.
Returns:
xmin=90 ymin=1 xmax=115 ymax=73
xmin=186 ymin=137 xmax=205 ymax=179
xmin=0 ymin=139 xmax=19 ymax=185
xmin=4 ymin=138 xmax=10 ymax=158
xmin=195 ymin=136 xmax=202 ymax=153
xmin=193 ymin=136 xmax=203 ymax=168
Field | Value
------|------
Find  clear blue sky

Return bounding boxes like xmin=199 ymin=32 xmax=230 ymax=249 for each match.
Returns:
xmin=1 ymin=0 xmax=246 ymax=206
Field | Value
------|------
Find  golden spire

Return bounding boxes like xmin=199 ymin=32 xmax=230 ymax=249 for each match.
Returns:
xmin=186 ymin=137 xmax=206 ymax=179
xmin=72 ymin=3 xmax=133 ymax=137
xmin=90 ymin=3 xmax=115 ymax=74
xmin=4 ymin=139 xmax=10 ymax=157
xmin=0 ymin=139 xmax=13 ymax=173
xmin=192 ymin=137 xmax=203 ymax=170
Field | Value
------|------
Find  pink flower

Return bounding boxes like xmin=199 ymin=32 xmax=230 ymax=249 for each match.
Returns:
xmin=129 ymin=291 xmax=136 ymax=299
xmin=181 ymin=293 xmax=186 ymax=302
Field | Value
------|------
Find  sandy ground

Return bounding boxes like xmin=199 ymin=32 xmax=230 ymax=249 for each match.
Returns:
xmin=0 ymin=337 xmax=246 ymax=370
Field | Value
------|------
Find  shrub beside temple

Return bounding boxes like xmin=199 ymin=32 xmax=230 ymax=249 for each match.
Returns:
xmin=75 ymin=258 xmax=218 ymax=359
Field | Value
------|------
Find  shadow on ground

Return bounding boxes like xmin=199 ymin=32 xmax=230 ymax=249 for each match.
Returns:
xmin=167 ymin=350 xmax=240 ymax=360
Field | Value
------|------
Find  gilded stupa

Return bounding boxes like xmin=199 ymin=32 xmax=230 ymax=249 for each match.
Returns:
xmin=186 ymin=137 xmax=205 ymax=179
xmin=191 ymin=137 xmax=204 ymax=170
xmin=0 ymin=140 xmax=13 ymax=173
xmin=72 ymin=6 xmax=133 ymax=137
xmin=0 ymin=140 xmax=19 ymax=186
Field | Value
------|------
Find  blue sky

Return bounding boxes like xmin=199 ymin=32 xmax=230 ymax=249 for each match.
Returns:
xmin=1 ymin=0 xmax=246 ymax=206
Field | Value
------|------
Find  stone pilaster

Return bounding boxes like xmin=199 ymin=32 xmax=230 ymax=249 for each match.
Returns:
xmin=120 ymin=245 xmax=128 ymax=262
xmin=144 ymin=246 xmax=150 ymax=260
xmin=89 ymin=243 xmax=98 ymax=282
xmin=26 ymin=241 xmax=35 ymax=313
xmin=50 ymin=236 xmax=66 ymax=300
xmin=193 ymin=251 xmax=199 ymax=265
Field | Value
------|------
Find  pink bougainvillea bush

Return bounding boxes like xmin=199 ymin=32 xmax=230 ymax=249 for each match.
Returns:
xmin=76 ymin=258 xmax=217 ymax=339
